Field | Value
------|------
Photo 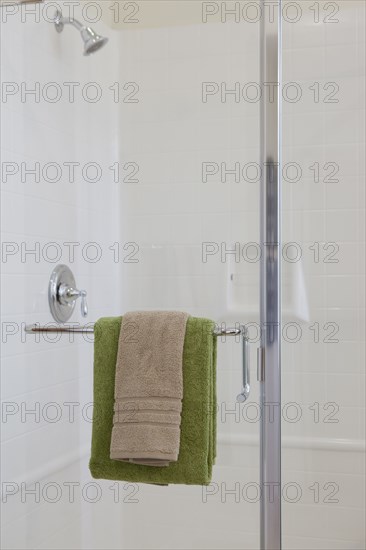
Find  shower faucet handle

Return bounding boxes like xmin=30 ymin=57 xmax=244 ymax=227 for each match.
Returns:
xmin=58 ymin=284 xmax=88 ymax=318
xmin=79 ymin=290 xmax=88 ymax=318
xmin=49 ymin=266 xmax=89 ymax=323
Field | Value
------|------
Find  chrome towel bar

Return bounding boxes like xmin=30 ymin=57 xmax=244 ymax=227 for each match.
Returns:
xmin=25 ymin=324 xmax=95 ymax=334
xmin=24 ymin=323 xmax=250 ymax=402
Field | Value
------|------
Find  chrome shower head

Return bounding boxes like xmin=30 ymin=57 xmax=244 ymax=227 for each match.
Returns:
xmin=80 ymin=27 xmax=108 ymax=56
xmin=54 ymin=9 xmax=108 ymax=56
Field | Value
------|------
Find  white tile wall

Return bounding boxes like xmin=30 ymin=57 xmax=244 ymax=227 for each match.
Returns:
xmin=0 ymin=2 xmax=123 ymax=548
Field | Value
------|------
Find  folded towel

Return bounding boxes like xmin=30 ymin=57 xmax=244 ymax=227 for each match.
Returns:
xmin=110 ymin=311 xmax=189 ymax=467
xmin=89 ymin=316 xmax=217 ymax=485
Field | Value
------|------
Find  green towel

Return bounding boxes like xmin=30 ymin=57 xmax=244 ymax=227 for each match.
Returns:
xmin=89 ymin=316 xmax=217 ymax=485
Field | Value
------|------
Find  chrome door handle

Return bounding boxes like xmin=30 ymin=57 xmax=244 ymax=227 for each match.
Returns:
xmin=237 ymin=325 xmax=250 ymax=403
xmin=213 ymin=324 xmax=250 ymax=403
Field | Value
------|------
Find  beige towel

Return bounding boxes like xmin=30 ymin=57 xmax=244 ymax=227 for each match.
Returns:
xmin=110 ymin=311 xmax=189 ymax=467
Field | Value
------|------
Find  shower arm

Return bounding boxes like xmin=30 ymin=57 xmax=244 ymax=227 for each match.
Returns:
xmin=54 ymin=9 xmax=83 ymax=33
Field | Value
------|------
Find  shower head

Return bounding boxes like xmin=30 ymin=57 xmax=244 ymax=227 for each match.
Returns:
xmin=54 ymin=9 xmax=108 ymax=56
xmin=80 ymin=27 xmax=108 ymax=56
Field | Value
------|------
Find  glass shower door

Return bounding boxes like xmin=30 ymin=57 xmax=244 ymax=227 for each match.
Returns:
xmin=282 ymin=1 xmax=365 ymax=548
xmin=118 ymin=2 xmax=263 ymax=548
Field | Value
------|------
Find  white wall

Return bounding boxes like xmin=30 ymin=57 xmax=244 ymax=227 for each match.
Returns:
xmin=0 ymin=2 xmax=123 ymax=547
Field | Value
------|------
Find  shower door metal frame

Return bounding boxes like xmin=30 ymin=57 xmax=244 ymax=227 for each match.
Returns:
xmin=259 ymin=1 xmax=282 ymax=549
